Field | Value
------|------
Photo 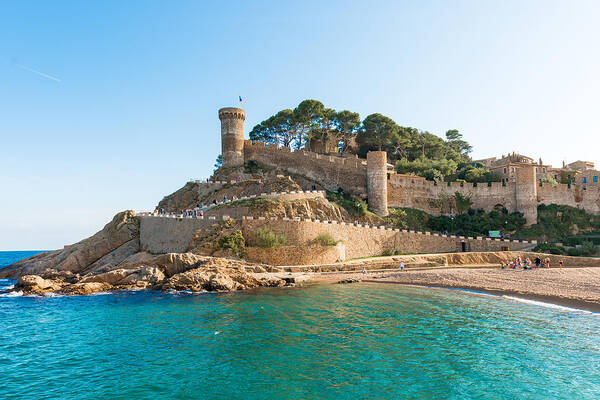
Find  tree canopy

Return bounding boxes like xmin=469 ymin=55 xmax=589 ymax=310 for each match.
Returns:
xmin=249 ymin=99 xmax=493 ymax=183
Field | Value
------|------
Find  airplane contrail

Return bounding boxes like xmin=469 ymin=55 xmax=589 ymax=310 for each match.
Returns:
xmin=16 ymin=63 xmax=61 ymax=82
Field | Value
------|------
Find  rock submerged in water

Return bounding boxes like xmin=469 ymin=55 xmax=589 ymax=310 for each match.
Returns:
xmin=336 ymin=278 xmax=362 ymax=284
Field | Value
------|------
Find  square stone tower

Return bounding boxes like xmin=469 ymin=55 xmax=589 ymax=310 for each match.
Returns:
xmin=515 ymin=164 xmax=538 ymax=225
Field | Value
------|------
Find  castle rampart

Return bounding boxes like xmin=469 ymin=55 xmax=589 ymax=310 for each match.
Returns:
xmin=387 ymin=173 xmax=518 ymax=215
xmin=139 ymin=215 xmax=533 ymax=261
xmin=218 ymin=107 xmax=600 ymax=223
xmin=243 ymin=140 xmax=368 ymax=196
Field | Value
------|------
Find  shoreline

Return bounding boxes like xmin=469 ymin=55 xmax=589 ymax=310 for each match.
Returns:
xmin=362 ymin=280 xmax=600 ymax=313
xmin=309 ymin=266 xmax=600 ymax=313
xmin=3 ymin=267 xmax=600 ymax=314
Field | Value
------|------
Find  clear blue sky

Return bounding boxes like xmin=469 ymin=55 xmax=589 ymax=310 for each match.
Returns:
xmin=1 ymin=0 xmax=599 ymax=250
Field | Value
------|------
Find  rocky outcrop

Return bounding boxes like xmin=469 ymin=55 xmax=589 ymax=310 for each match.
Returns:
xmin=0 ymin=211 xmax=140 ymax=279
xmin=59 ymin=282 xmax=112 ymax=296
xmin=14 ymin=275 xmax=65 ymax=295
xmin=162 ymin=266 xmax=285 ymax=292
xmin=5 ymin=247 xmax=287 ymax=296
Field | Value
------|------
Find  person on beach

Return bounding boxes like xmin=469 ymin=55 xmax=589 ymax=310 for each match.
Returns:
xmin=399 ymin=262 xmax=404 ymax=272
xmin=362 ymin=267 xmax=366 ymax=276
xmin=535 ymin=257 xmax=541 ymax=268
xmin=501 ymin=263 xmax=505 ymax=269
xmin=559 ymin=260 xmax=563 ymax=269
xmin=546 ymin=258 xmax=551 ymax=268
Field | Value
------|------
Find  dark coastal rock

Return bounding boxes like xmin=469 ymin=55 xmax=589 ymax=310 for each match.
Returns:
xmin=336 ymin=278 xmax=362 ymax=284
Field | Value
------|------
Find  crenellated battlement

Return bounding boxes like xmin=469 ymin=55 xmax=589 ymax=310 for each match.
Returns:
xmin=243 ymin=140 xmax=367 ymax=170
xmin=138 ymin=213 xmax=535 ymax=258
xmin=218 ymin=107 xmax=245 ymax=120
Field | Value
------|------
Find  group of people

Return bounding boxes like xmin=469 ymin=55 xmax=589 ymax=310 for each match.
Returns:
xmin=179 ymin=209 xmax=204 ymax=218
xmin=155 ymin=193 xmax=246 ymax=218
xmin=501 ymin=256 xmax=563 ymax=270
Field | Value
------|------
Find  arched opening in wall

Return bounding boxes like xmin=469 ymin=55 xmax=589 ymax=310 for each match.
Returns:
xmin=493 ymin=204 xmax=505 ymax=212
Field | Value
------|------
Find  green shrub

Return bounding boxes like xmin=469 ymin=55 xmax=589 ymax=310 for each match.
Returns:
xmin=533 ymin=243 xmax=566 ymax=255
xmin=454 ymin=192 xmax=472 ymax=214
xmin=381 ymin=248 xmax=403 ymax=256
xmin=311 ymin=233 xmax=337 ymax=246
xmin=427 ymin=208 xmax=525 ymax=238
xmin=254 ymin=228 xmax=287 ymax=248
xmin=217 ymin=230 xmax=245 ymax=256
xmin=564 ymin=241 xmax=596 ymax=257
xmin=245 ymin=159 xmax=260 ymax=173
xmin=515 ymin=204 xmax=600 ymax=241
xmin=326 ymin=189 xmax=368 ymax=216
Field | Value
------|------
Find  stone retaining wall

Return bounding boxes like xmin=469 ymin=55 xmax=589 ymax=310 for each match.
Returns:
xmin=245 ymin=244 xmax=344 ymax=266
xmin=139 ymin=216 xmax=223 ymax=254
xmin=242 ymin=217 xmax=533 ymax=260
xmin=139 ymin=215 xmax=535 ymax=263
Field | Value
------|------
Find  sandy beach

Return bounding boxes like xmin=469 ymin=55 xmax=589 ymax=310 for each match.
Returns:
xmin=311 ymin=267 xmax=600 ymax=312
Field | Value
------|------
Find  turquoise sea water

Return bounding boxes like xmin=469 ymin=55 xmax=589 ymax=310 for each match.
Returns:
xmin=1 ymin=251 xmax=600 ymax=399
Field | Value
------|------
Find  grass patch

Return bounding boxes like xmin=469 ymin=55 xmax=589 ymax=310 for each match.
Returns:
xmin=254 ymin=228 xmax=287 ymax=248
xmin=310 ymin=233 xmax=338 ymax=246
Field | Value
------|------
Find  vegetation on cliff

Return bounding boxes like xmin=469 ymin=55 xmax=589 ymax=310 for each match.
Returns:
xmin=515 ymin=204 xmax=600 ymax=242
xmin=382 ymin=207 xmax=526 ymax=238
xmin=325 ymin=189 xmax=368 ymax=217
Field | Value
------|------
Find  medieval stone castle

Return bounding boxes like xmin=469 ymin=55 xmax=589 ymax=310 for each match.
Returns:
xmin=219 ymin=107 xmax=600 ymax=226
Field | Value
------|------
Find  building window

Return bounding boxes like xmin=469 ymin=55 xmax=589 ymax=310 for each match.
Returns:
xmin=583 ymin=177 xmax=587 ymax=183
xmin=543 ymin=168 xmax=546 ymax=173
xmin=595 ymin=176 xmax=598 ymax=183
xmin=503 ymin=168 xmax=507 ymax=174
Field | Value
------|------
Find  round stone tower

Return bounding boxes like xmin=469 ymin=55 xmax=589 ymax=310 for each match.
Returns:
xmin=218 ymin=107 xmax=245 ymax=167
xmin=367 ymin=151 xmax=389 ymax=216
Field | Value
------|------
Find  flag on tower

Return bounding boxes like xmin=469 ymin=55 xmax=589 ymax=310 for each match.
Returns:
xmin=239 ymin=96 xmax=243 ymax=105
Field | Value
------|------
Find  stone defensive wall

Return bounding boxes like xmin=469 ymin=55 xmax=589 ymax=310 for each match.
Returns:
xmin=242 ymin=217 xmax=533 ymax=261
xmin=537 ymin=181 xmax=600 ymax=214
xmin=388 ymin=173 xmax=600 ymax=217
xmin=243 ymin=140 xmax=368 ymax=196
xmin=139 ymin=215 xmax=534 ymax=264
xmin=139 ymin=215 xmax=220 ymax=253
xmin=387 ymin=173 xmax=518 ymax=215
